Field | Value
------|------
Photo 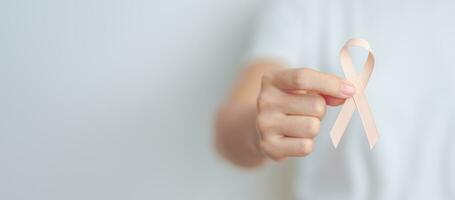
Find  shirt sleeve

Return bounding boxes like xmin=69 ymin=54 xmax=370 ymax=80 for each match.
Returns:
xmin=244 ymin=0 xmax=306 ymax=66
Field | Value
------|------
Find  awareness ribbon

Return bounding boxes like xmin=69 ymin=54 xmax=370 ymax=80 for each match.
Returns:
xmin=330 ymin=38 xmax=379 ymax=149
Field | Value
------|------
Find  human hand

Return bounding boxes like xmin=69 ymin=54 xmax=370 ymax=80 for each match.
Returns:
xmin=256 ymin=68 xmax=355 ymax=160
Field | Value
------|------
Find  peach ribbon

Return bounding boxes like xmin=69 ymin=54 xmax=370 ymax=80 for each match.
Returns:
xmin=330 ymin=38 xmax=379 ymax=149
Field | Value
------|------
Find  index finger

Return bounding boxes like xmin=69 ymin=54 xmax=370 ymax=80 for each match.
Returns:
xmin=272 ymin=68 xmax=355 ymax=99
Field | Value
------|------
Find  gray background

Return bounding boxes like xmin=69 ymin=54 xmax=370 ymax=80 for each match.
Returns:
xmin=0 ymin=0 xmax=292 ymax=199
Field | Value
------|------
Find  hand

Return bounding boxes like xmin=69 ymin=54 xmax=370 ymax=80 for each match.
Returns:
xmin=256 ymin=67 xmax=355 ymax=160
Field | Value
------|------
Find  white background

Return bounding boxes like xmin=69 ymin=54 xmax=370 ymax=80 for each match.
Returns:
xmin=0 ymin=0 xmax=293 ymax=199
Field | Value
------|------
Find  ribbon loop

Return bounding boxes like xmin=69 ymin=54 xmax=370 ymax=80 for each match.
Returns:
xmin=330 ymin=38 xmax=379 ymax=149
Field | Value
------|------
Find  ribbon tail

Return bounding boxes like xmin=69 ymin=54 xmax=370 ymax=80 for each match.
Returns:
xmin=352 ymin=93 xmax=379 ymax=149
xmin=330 ymin=98 xmax=356 ymax=148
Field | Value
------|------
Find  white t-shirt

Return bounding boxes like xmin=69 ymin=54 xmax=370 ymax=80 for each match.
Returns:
xmin=247 ymin=0 xmax=455 ymax=199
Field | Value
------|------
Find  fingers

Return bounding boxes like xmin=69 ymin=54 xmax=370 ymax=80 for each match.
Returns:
xmin=256 ymin=113 xmax=321 ymax=160
xmin=277 ymin=93 xmax=326 ymax=118
xmin=257 ymin=114 xmax=321 ymax=139
xmin=257 ymin=67 xmax=348 ymax=160
xmin=272 ymin=68 xmax=355 ymax=98
xmin=279 ymin=116 xmax=320 ymax=138
xmin=257 ymin=87 xmax=327 ymax=117
xmin=260 ymin=137 xmax=314 ymax=160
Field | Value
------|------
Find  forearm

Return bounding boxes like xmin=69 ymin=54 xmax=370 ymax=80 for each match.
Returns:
xmin=215 ymin=59 xmax=285 ymax=167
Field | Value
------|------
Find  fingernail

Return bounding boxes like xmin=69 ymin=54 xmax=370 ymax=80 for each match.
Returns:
xmin=340 ymin=82 xmax=355 ymax=97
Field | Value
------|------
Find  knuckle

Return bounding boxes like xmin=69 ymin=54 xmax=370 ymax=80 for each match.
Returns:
xmin=256 ymin=114 xmax=273 ymax=135
xmin=295 ymin=68 xmax=312 ymax=88
xmin=270 ymin=155 xmax=285 ymax=161
xmin=307 ymin=118 xmax=321 ymax=137
xmin=259 ymin=140 xmax=269 ymax=152
xmin=260 ymin=140 xmax=283 ymax=161
xmin=263 ymin=69 xmax=275 ymax=80
xmin=296 ymin=139 xmax=314 ymax=156
xmin=257 ymin=93 xmax=275 ymax=110
xmin=261 ymin=73 xmax=273 ymax=85
xmin=268 ymin=153 xmax=283 ymax=161
xmin=312 ymin=95 xmax=327 ymax=117
xmin=267 ymin=150 xmax=284 ymax=161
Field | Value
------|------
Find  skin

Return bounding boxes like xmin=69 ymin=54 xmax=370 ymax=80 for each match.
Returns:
xmin=215 ymin=59 xmax=356 ymax=167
